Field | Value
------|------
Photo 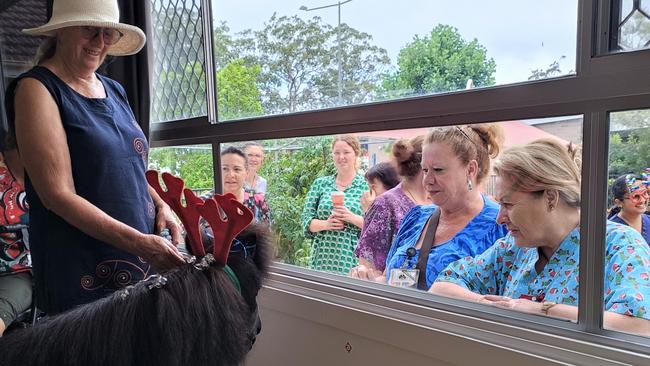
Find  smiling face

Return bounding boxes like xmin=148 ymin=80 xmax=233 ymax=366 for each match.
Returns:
xmin=332 ymin=140 xmax=357 ymax=174
xmin=221 ymin=153 xmax=248 ymax=195
xmin=421 ymin=142 xmax=473 ymax=208
xmin=619 ymin=182 xmax=649 ymax=216
xmin=56 ymin=26 xmax=112 ymax=73
xmin=494 ymin=177 xmax=549 ymax=248
xmin=244 ymin=145 xmax=264 ymax=173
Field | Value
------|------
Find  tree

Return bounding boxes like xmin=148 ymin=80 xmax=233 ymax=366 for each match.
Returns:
xmin=238 ymin=14 xmax=390 ymax=113
xmin=216 ymin=60 xmax=265 ymax=120
xmin=148 ymin=146 xmax=214 ymax=191
xmin=260 ymin=137 xmax=336 ymax=265
xmin=378 ymin=24 xmax=496 ymax=99
xmin=608 ymin=110 xmax=650 ymax=178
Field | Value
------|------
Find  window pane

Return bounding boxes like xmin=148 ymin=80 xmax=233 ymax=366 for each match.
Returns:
xmin=606 ymin=109 xmax=650 ymax=337
xmin=228 ymin=117 xmax=587 ymax=322
xmin=148 ymin=145 xmax=214 ymax=194
xmin=611 ymin=0 xmax=650 ymax=52
xmin=0 ymin=1 xmax=47 ymax=79
xmin=211 ymin=0 xmax=578 ymax=121
xmin=150 ymin=0 xmax=207 ymax=123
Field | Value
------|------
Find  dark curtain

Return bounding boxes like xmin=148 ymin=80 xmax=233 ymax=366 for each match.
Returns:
xmin=104 ymin=0 xmax=152 ymax=139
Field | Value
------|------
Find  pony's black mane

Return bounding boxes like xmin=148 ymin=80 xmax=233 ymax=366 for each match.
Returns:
xmin=0 ymin=224 xmax=271 ymax=366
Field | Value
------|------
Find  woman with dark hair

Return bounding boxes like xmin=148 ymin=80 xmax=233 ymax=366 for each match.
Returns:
xmin=360 ymin=162 xmax=400 ymax=213
xmin=350 ymin=136 xmax=430 ymax=280
xmin=220 ymin=147 xmax=271 ymax=224
xmin=380 ymin=124 xmax=508 ymax=290
xmin=608 ymin=173 xmax=649 ymax=245
xmin=432 ymin=139 xmax=650 ymax=337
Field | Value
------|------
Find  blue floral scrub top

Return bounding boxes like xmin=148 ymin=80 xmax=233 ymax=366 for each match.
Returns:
xmin=436 ymin=222 xmax=650 ymax=320
xmin=385 ymin=196 xmax=508 ymax=289
xmin=609 ymin=213 xmax=650 ymax=246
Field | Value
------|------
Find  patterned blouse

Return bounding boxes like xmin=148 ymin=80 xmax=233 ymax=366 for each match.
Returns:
xmin=355 ymin=184 xmax=416 ymax=271
xmin=436 ymin=222 xmax=650 ymax=320
xmin=385 ymin=197 xmax=508 ymax=289
xmin=244 ymin=190 xmax=271 ymax=224
xmin=0 ymin=154 xmax=30 ymax=275
xmin=301 ymin=174 xmax=367 ymax=274
xmin=609 ymin=214 xmax=650 ymax=245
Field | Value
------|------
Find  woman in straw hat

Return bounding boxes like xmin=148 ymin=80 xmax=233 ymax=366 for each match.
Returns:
xmin=4 ymin=0 xmax=185 ymax=315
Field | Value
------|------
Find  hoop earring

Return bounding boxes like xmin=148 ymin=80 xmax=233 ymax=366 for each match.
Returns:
xmin=467 ymin=179 xmax=473 ymax=191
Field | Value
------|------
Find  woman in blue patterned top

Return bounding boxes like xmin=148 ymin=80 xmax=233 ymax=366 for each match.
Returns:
xmin=381 ymin=124 xmax=508 ymax=290
xmin=608 ymin=173 xmax=650 ymax=245
xmin=432 ymin=139 xmax=650 ymax=336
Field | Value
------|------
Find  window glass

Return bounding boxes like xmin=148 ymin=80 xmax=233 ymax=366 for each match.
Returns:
xmin=611 ymin=0 xmax=650 ymax=52
xmin=150 ymin=0 xmax=207 ymax=123
xmin=210 ymin=0 xmax=578 ymax=120
xmin=606 ymin=109 xmax=650 ymax=337
xmin=148 ymin=145 xmax=214 ymax=195
xmin=216 ymin=118 xmax=588 ymax=322
xmin=0 ymin=1 xmax=47 ymax=80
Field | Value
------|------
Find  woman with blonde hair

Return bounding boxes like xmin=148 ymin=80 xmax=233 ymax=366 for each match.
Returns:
xmin=432 ymin=139 xmax=650 ymax=336
xmin=351 ymin=135 xmax=430 ymax=280
xmin=381 ymin=124 xmax=508 ymax=289
xmin=302 ymin=135 xmax=367 ymax=274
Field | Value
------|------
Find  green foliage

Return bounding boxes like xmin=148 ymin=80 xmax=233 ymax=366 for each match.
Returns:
xmin=148 ymin=147 xmax=214 ymax=191
xmin=238 ymin=14 xmax=390 ymax=113
xmin=260 ymin=137 xmax=336 ymax=265
xmin=378 ymin=24 xmax=496 ymax=98
xmin=216 ymin=60 xmax=264 ymax=120
xmin=608 ymin=110 xmax=650 ymax=178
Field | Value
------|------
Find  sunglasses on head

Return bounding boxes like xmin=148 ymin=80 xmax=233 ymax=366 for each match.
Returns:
xmin=79 ymin=26 xmax=124 ymax=45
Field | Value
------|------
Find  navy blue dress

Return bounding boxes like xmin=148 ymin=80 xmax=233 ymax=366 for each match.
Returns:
xmin=7 ymin=66 xmax=155 ymax=314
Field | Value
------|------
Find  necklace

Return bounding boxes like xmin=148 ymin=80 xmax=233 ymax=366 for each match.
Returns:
xmin=336 ymin=176 xmax=354 ymax=191
xmin=403 ymin=185 xmax=417 ymax=203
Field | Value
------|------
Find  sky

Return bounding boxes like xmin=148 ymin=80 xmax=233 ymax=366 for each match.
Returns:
xmin=210 ymin=0 xmax=579 ymax=85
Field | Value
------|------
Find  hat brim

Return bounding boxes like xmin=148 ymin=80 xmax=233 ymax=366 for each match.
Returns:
xmin=23 ymin=21 xmax=145 ymax=56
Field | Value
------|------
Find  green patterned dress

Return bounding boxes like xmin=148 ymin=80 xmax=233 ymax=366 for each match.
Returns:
xmin=301 ymin=174 xmax=367 ymax=274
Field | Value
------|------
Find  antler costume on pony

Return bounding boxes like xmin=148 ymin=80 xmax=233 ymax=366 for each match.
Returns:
xmin=0 ymin=171 xmax=271 ymax=366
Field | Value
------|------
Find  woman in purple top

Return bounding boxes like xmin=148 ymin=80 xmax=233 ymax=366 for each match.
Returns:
xmin=350 ymin=135 xmax=430 ymax=280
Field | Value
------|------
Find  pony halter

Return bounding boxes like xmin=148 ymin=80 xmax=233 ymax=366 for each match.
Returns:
xmin=146 ymin=170 xmax=254 ymax=267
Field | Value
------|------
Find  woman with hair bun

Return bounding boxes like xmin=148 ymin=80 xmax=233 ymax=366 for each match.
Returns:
xmin=608 ymin=173 xmax=649 ymax=245
xmin=432 ymin=139 xmax=650 ymax=336
xmin=350 ymin=136 xmax=430 ymax=280
xmin=381 ymin=124 xmax=508 ymax=290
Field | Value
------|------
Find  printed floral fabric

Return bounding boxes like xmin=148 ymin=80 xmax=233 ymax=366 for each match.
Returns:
xmin=355 ymin=184 xmax=416 ymax=271
xmin=436 ymin=222 xmax=650 ymax=320
xmin=385 ymin=196 xmax=508 ymax=289
xmin=244 ymin=190 xmax=271 ymax=224
xmin=0 ymin=154 xmax=30 ymax=275
xmin=609 ymin=214 xmax=650 ymax=246
xmin=301 ymin=174 xmax=367 ymax=274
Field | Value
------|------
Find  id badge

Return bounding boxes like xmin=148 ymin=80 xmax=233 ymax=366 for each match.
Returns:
xmin=389 ymin=269 xmax=420 ymax=288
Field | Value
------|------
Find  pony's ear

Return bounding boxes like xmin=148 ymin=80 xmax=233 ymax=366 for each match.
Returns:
xmin=234 ymin=223 xmax=272 ymax=275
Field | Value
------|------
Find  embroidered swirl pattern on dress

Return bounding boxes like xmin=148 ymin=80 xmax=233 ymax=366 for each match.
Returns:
xmin=133 ymin=137 xmax=148 ymax=165
xmin=81 ymin=259 xmax=150 ymax=291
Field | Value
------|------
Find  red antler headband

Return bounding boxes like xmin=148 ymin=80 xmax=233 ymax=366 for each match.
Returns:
xmin=146 ymin=170 xmax=254 ymax=265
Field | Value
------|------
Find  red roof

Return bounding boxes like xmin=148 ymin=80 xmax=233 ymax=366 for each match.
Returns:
xmin=358 ymin=120 xmax=567 ymax=148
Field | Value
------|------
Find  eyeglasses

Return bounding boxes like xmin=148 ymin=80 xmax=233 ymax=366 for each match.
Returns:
xmin=625 ymin=189 xmax=649 ymax=204
xmin=79 ymin=26 xmax=124 ymax=45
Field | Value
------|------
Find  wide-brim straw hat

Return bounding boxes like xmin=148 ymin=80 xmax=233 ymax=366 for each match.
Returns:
xmin=22 ymin=0 xmax=146 ymax=56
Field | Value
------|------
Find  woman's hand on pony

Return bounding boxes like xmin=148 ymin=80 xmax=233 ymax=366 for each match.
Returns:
xmin=139 ymin=234 xmax=186 ymax=273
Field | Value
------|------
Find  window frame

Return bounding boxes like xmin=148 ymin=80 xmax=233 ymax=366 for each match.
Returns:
xmin=147 ymin=0 xmax=650 ymax=360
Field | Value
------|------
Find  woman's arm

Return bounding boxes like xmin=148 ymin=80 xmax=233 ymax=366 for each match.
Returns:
xmin=429 ymin=281 xmax=484 ymax=302
xmin=332 ymin=205 xmax=364 ymax=228
xmin=14 ymin=78 xmax=184 ymax=272
xmin=148 ymin=186 xmax=184 ymax=245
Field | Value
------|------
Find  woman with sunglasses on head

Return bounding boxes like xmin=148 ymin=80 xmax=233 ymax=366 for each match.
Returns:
xmin=608 ymin=173 xmax=650 ymax=245
xmin=4 ymin=0 xmax=185 ymax=314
